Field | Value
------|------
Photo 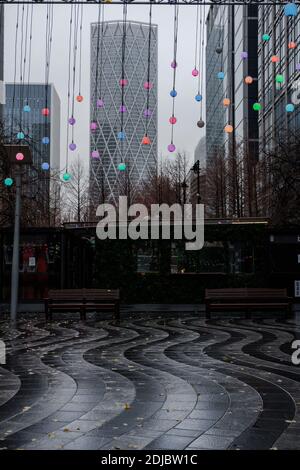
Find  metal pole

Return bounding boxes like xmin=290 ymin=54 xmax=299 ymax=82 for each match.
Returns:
xmin=197 ymin=165 xmax=201 ymax=204
xmin=10 ymin=167 xmax=21 ymax=326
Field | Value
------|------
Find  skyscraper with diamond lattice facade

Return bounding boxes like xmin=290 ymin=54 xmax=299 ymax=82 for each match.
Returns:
xmin=89 ymin=20 xmax=158 ymax=208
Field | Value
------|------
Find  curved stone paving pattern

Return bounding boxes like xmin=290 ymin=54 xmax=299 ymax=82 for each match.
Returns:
xmin=0 ymin=313 xmax=300 ymax=450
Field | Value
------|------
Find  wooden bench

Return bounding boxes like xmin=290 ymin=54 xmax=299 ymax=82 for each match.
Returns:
xmin=205 ymin=288 xmax=292 ymax=319
xmin=44 ymin=288 xmax=120 ymax=322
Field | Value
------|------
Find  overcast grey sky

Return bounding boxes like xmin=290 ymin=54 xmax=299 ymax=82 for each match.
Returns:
xmin=4 ymin=4 xmax=206 ymax=171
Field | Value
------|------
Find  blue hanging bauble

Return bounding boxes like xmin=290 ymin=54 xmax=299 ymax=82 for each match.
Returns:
xmin=117 ymin=131 xmax=126 ymax=141
xmin=284 ymin=3 xmax=298 ymax=17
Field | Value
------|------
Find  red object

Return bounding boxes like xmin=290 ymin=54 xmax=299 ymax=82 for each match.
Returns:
xmin=119 ymin=79 xmax=128 ymax=87
xmin=144 ymin=82 xmax=153 ymax=90
xmin=169 ymin=116 xmax=177 ymax=125
xmin=76 ymin=95 xmax=84 ymax=102
xmin=142 ymin=135 xmax=151 ymax=145
xmin=42 ymin=108 xmax=50 ymax=116
xmin=271 ymin=55 xmax=279 ymax=63
xmin=288 ymin=41 xmax=297 ymax=49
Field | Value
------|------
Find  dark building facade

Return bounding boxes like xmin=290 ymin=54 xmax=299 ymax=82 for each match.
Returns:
xmin=206 ymin=5 xmax=259 ymax=162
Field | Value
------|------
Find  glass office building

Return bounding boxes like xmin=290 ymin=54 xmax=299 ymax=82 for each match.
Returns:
xmin=258 ymin=5 xmax=300 ymax=149
xmin=89 ymin=21 xmax=158 ymax=207
xmin=5 ymin=83 xmax=60 ymax=207
xmin=206 ymin=5 xmax=259 ymax=163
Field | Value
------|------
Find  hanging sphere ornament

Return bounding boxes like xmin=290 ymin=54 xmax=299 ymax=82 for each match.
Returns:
xmin=91 ymin=150 xmax=100 ymax=159
xmin=271 ymin=55 xmax=280 ymax=63
xmin=275 ymin=74 xmax=284 ymax=83
xmin=169 ymin=116 xmax=177 ymax=125
xmin=97 ymin=99 xmax=104 ymax=108
xmin=69 ymin=142 xmax=77 ymax=151
xmin=192 ymin=68 xmax=199 ymax=77
xmin=41 ymin=162 xmax=50 ymax=171
xmin=170 ymin=89 xmax=177 ymax=98
xmin=142 ymin=135 xmax=151 ymax=145
xmin=245 ymin=76 xmax=254 ymax=84
xmin=4 ymin=177 xmax=13 ymax=187
xmin=16 ymin=152 xmax=25 ymax=161
xmin=76 ymin=94 xmax=83 ymax=102
xmin=23 ymin=104 xmax=31 ymax=112
xmin=168 ymin=143 xmax=176 ymax=153
xmin=223 ymin=98 xmax=231 ymax=106
xmin=90 ymin=121 xmax=97 ymax=131
xmin=119 ymin=105 xmax=127 ymax=113
xmin=217 ymin=72 xmax=225 ymax=80
xmin=118 ymin=162 xmax=126 ymax=171
xmin=224 ymin=124 xmax=234 ymax=133
xmin=262 ymin=34 xmax=270 ymax=41
xmin=117 ymin=131 xmax=126 ymax=141
xmin=241 ymin=51 xmax=248 ymax=60
xmin=284 ymin=3 xmax=298 ymax=17
xmin=197 ymin=119 xmax=205 ymax=128
xmin=42 ymin=137 xmax=50 ymax=145
xmin=171 ymin=60 xmax=177 ymax=68
xmin=17 ymin=131 xmax=25 ymax=140
xmin=253 ymin=102 xmax=262 ymax=111
xmin=286 ymin=103 xmax=295 ymax=112
xmin=68 ymin=116 xmax=76 ymax=125
xmin=215 ymin=46 xmax=223 ymax=54
xmin=119 ymin=78 xmax=128 ymax=87
xmin=144 ymin=109 xmax=152 ymax=117
xmin=62 ymin=172 xmax=71 ymax=182
xmin=195 ymin=94 xmax=202 ymax=102
xmin=288 ymin=41 xmax=297 ymax=49
xmin=42 ymin=108 xmax=50 ymax=116
xmin=144 ymin=81 xmax=153 ymax=90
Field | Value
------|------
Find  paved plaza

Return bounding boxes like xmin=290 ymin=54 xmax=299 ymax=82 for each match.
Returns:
xmin=0 ymin=312 xmax=300 ymax=450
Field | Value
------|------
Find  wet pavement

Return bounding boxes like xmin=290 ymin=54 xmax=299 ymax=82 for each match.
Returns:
xmin=0 ymin=311 xmax=300 ymax=450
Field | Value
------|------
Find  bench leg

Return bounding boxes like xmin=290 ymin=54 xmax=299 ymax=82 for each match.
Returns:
xmin=47 ymin=309 xmax=52 ymax=322
xmin=206 ymin=305 xmax=211 ymax=320
xmin=246 ymin=309 xmax=251 ymax=320
xmin=80 ymin=307 xmax=86 ymax=321
xmin=114 ymin=301 xmax=120 ymax=324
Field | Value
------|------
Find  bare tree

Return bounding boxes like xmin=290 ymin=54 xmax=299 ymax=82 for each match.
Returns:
xmin=62 ymin=156 xmax=89 ymax=223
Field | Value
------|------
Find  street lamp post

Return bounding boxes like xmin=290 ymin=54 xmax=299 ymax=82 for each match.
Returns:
xmin=4 ymin=145 xmax=32 ymax=327
xmin=191 ymin=160 xmax=201 ymax=204
xmin=181 ymin=180 xmax=188 ymax=205
xmin=10 ymin=167 xmax=21 ymax=326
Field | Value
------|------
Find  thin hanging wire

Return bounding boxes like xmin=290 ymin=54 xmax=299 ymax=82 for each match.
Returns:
xmin=120 ymin=1 xmax=128 ymax=165
xmin=25 ymin=5 xmax=34 ymax=107
xmin=145 ymin=3 xmax=153 ymax=138
xmin=70 ymin=2 xmax=80 ymax=144
xmin=170 ymin=4 xmax=179 ymax=146
xmin=18 ymin=4 xmax=26 ymax=131
xmin=66 ymin=4 xmax=74 ymax=172
xmin=99 ymin=3 xmax=105 ymax=100
xmin=197 ymin=5 xmax=203 ymax=96
xmin=11 ymin=5 xmax=20 ymax=141
xmin=194 ymin=3 xmax=200 ymax=71
xmin=78 ymin=3 xmax=83 ymax=97
xmin=43 ymin=4 xmax=54 ymax=163
xmin=199 ymin=5 xmax=205 ymax=120
xmin=94 ymin=2 xmax=102 ymax=121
